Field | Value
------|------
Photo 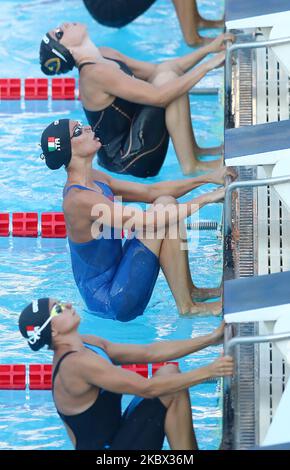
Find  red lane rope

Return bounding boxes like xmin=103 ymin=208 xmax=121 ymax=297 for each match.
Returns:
xmin=0 ymin=362 xmax=178 ymax=390
xmin=0 ymin=212 xmax=67 ymax=238
xmin=0 ymin=78 xmax=77 ymax=100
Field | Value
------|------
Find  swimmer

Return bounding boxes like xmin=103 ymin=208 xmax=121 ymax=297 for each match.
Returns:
xmin=83 ymin=0 xmax=224 ymax=46
xmin=40 ymin=119 xmax=236 ymax=320
xmin=39 ymin=24 xmax=234 ymax=177
xmin=18 ymin=298 xmax=234 ymax=450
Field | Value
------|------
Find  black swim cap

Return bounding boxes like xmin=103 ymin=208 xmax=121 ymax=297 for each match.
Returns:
xmin=40 ymin=33 xmax=75 ymax=75
xmin=41 ymin=119 xmax=71 ymax=170
xmin=19 ymin=298 xmax=51 ymax=351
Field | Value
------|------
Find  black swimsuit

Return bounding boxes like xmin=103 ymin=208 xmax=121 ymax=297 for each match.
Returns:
xmin=80 ymin=58 xmax=169 ymax=177
xmin=83 ymin=0 xmax=156 ymax=28
xmin=52 ymin=343 xmax=167 ymax=450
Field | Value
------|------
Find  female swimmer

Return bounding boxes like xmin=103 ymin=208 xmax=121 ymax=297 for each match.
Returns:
xmin=40 ymin=24 xmax=234 ymax=177
xmin=19 ymin=298 xmax=234 ymax=450
xmin=40 ymin=119 xmax=236 ymax=321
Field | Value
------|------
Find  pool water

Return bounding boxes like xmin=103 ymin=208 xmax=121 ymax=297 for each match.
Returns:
xmin=0 ymin=0 xmax=224 ymax=451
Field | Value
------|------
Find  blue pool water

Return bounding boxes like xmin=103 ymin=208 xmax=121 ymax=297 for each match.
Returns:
xmin=0 ymin=0 xmax=224 ymax=450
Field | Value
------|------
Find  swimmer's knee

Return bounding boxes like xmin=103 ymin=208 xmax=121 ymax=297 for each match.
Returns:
xmin=115 ymin=308 xmax=139 ymax=323
xmin=153 ymin=195 xmax=178 ymax=206
xmin=154 ymin=363 xmax=181 ymax=377
xmin=112 ymin=300 xmax=142 ymax=323
xmin=150 ymin=68 xmax=182 ymax=86
xmin=155 ymin=364 xmax=182 ymax=407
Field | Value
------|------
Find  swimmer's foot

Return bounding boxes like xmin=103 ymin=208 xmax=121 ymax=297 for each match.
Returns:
xmin=187 ymin=35 xmax=215 ymax=47
xmin=183 ymin=157 xmax=222 ymax=175
xmin=179 ymin=300 xmax=222 ymax=317
xmin=195 ymin=158 xmax=223 ymax=172
xmin=191 ymin=286 xmax=221 ymax=301
xmin=198 ymin=18 xmax=224 ymax=29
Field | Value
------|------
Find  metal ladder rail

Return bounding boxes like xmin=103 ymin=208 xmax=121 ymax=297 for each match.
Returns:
xmin=223 ymin=175 xmax=290 ymax=449
xmin=225 ymin=37 xmax=290 ymax=116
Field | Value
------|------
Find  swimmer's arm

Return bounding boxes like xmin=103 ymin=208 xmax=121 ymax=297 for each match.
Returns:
xmin=156 ymin=44 xmax=212 ymax=74
xmin=106 ymin=174 xmax=221 ymax=203
xmin=77 ymin=185 xmax=224 ymax=231
xmin=159 ymin=33 xmax=234 ymax=72
xmin=98 ymin=46 xmax=156 ymax=80
xmin=106 ymin=177 xmax=200 ymax=203
xmin=99 ymin=332 xmax=223 ymax=365
xmin=78 ymin=354 xmax=233 ymax=397
xmin=82 ymin=323 xmax=224 ymax=365
xmin=80 ymin=334 xmax=212 ymax=366
xmin=95 ymin=54 xmax=224 ymax=107
xmin=81 ymin=335 xmax=111 ymax=350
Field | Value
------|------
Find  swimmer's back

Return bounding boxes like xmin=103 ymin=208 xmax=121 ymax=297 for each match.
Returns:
xmin=52 ymin=343 xmax=122 ymax=450
xmin=63 ymin=171 xmax=113 ymax=243
xmin=62 ymin=175 xmax=124 ymax=314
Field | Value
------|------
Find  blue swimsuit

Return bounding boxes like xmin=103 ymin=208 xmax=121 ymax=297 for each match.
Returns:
xmin=64 ymin=181 xmax=160 ymax=322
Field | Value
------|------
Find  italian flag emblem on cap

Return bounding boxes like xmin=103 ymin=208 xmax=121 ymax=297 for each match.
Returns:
xmin=26 ymin=325 xmax=35 ymax=337
xmin=48 ymin=137 xmax=61 ymax=152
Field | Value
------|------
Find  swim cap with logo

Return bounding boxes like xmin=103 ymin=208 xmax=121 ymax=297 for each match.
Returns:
xmin=40 ymin=119 xmax=72 ymax=170
xmin=40 ymin=33 xmax=75 ymax=75
xmin=18 ymin=298 xmax=51 ymax=351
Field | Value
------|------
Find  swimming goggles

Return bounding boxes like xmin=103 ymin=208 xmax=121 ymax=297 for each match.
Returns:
xmin=55 ymin=28 xmax=64 ymax=41
xmin=27 ymin=302 xmax=65 ymax=345
xmin=71 ymin=123 xmax=83 ymax=139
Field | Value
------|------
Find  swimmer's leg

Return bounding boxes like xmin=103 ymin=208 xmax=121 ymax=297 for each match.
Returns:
xmin=195 ymin=0 xmax=224 ymax=30
xmin=171 ymin=0 xmax=222 ymax=47
xmin=110 ymin=364 xmax=196 ymax=450
xmin=150 ymin=69 xmax=222 ymax=175
xmin=139 ymin=196 xmax=222 ymax=316
xmin=191 ymin=285 xmax=221 ymax=301
xmin=156 ymin=364 xmax=198 ymax=450
xmin=83 ymin=0 xmax=156 ymax=28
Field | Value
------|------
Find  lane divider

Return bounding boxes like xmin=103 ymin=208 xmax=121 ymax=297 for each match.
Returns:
xmin=0 ymin=362 xmax=179 ymax=390
xmin=25 ymin=79 xmax=48 ymax=100
xmin=0 ymin=78 xmax=76 ymax=100
xmin=0 ymin=212 xmax=219 ymax=239
xmin=0 ymin=212 xmax=66 ymax=238
xmin=0 ymin=78 xmax=219 ymax=101
xmin=0 ymin=79 xmax=21 ymax=100
xmin=0 ymin=365 xmax=26 ymax=390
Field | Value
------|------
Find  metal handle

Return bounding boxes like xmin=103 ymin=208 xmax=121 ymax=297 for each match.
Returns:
xmin=224 ymin=175 xmax=290 ymax=237
xmin=225 ymin=331 xmax=290 ymax=356
xmin=225 ymin=36 xmax=290 ymax=95
xmin=224 ymin=331 xmax=290 ymax=392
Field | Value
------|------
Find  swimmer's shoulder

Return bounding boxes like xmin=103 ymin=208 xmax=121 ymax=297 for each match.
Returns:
xmin=62 ymin=184 xmax=88 ymax=208
xmin=98 ymin=46 xmax=124 ymax=62
xmin=53 ymin=350 xmax=99 ymax=396
xmin=92 ymin=169 xmax=113 ymax=186
xmin=62 ymin=185 xmax=96 ymax=221
xmin=81 ymin=334 xmax=109 ymax=351
xmin=80 ymin=56 xmax=121 ymax=81
xmin=63 ymin=181 xmax=104 ymax=201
